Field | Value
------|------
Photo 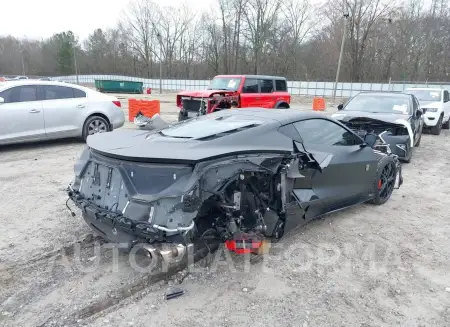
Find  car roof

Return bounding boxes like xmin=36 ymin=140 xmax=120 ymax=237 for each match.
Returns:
xmin=404 ymin=87 xmax=443 ymax=91
xmin=214 ymin=75 xmax=287 ymax=80
xmin=356 ymin=91 xmax=412 ymax=98
xmin=0 ymin=80 xmax=89 ymax=92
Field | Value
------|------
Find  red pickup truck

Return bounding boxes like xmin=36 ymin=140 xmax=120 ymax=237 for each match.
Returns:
xmin=176 ymin=75 xmax=291 ymax=121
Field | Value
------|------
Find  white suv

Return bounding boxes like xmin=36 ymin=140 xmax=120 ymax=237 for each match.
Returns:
xmin=404 ymin=88 xmax=450 ymax=135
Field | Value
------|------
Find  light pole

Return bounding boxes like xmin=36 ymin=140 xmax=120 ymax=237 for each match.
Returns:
xmin=333 ymin=11 xmax=350 ymax=100
xmin=72 ymin=39 xmax=79 ymax=85
xmin=157 ymin=32 xmax=162 ymax=94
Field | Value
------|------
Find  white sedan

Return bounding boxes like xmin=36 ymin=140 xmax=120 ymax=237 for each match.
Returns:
xmin=0 ymin=80 xmax=125 ymax=145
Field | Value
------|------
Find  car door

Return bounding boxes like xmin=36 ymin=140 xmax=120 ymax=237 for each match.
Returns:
xmin=293 ymin=118 xmax=377 ymax=212
xmin=443 ymin=90 xmax=450 ymax=121
xmin=258 ymin=78 xmax=276 ymax=108
xmin=41 ymin=85 xmax=89 ymax=137
xmin=239 ymin=78 xmax=265 ymax=107
xmin=410 ymin=96 xmax=423 ymax=143
xmin=0 ymin=85 xmax=45 ymax=144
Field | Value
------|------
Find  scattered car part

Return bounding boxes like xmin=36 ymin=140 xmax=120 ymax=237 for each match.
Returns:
xmin=165 ymin=287 xmax=185 ymax=300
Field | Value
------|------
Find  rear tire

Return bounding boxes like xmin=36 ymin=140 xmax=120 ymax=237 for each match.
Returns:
xmin=368 ymin=155 xmax=397 ymax=205
xmin=442 ymin=117 xmax=450 ymax=130
xmin=82 ymin=116 xmax=111 ymax=141
xmin=276 ymin=103 xmax=290 ymax=109
xmin=401 ymin=142 xmax=412 ymax=164
xmin=415 ymin=132 xmax=421 ymax=146
xmin=430 ymin=115 xmax=443 ymax=135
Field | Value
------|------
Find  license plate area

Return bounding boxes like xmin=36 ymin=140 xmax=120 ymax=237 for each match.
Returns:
xmin=79 ymin=162 xmax=129 ymax=212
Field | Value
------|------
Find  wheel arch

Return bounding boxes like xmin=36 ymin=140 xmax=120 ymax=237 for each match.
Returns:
xmin=274 ymin=101 xmax=290 ymax=109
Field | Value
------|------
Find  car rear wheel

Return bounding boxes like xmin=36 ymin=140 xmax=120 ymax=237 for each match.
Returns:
xmin=430 ymin=115 xmax=443 ymax=135
xmin=442 ymin=117 xmax=450 ymax=130
xmin=415 ymin=132 xmax=421 ymax=146
xmin=82 ymin=116 xmax=110 ymax=141
xmin=402 ymin=142 xmax=412 ymax=163
xmin=369 ymin=155 xmax=397 ymax=205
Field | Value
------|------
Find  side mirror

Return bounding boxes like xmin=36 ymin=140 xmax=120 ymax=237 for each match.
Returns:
xmin=0 ymin=97 xmax=4 ymax=104
xmin=337 ymin=104 xmax=344 ymax=110
xmin=416 ymin=109 xmax=422 ymax=117
xmin=363 ymin=133 xmax=378 ymax=147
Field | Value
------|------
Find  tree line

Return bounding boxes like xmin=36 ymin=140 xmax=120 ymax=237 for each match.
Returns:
xmin=0 ymin=0 xmax=449 ymax=83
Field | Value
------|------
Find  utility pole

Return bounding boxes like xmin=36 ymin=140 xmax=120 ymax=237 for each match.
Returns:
xmin=73 ymin=45 xmax=79 ymax=85
xmin=333 ymin=12 xmax=349 ymax=100
xmin=157 ymin=32 xmax=162 ymax=94
xmin=21 ymin=51 xmax=25 ymax=76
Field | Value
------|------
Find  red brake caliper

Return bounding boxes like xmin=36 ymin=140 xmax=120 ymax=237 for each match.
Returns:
xmin=378 ymin=179 xmax=382 ymax=190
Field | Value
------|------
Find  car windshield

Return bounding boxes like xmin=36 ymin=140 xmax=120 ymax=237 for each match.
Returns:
xmin=207 ymin=77 xmax=241 ymax=91
xmin=343 ymin=94 xmax=410 ymax=114
xmin=405 ymin=89 xmax=442 ymax=102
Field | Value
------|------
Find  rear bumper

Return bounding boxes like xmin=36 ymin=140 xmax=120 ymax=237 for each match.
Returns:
xmin=111 ymin=114 xmax=125 ymax=129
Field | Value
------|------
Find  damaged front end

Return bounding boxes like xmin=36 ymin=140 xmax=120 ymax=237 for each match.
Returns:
xmin=339 ymin=117 xmax=412 ymax=160
xmin=177 ymin=93 xmax=239 ymax=121
xmin=66 ymin=145 xmax=317 ymax=262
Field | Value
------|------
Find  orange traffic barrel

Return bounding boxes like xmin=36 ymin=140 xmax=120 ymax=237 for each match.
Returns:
xmin=312 ymin=97 xmax=326 ymax=111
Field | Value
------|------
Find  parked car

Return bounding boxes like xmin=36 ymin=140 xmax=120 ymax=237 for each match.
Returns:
xmin=176 ymin=75 xmax=291 ymax=121
xmin=12 ymin=76 xmax=28 ymax=80
xmin=403 ymin=87 xmax=450 ymax=135
xmin=0 ymin=80 xmax=125 ymax=145
xmin=67 ymin=109 xmax=402 ymax=262
xmin=331 ymin=91 xmax=423 ymax=163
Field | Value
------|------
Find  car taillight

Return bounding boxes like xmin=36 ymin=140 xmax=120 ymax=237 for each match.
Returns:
xmin=113 ymin=101 xmax=121 ymax=107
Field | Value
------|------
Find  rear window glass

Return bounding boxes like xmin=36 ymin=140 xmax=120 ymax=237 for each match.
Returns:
xmin=275 ymin=80 xmax=287 ymax=91
xmin=259 ymin=79 xmax=273 ymax=93
xmin=73 ymin=88 xmax=87 ymax=98
xmin=155 ymin=115 xmax=262 ymax=139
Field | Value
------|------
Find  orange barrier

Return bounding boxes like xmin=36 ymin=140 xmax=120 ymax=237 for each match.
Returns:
xmin=312 ymin=97 xmax=326 ymax=111
xmin=128 ymin=99 xmax=160 ymax=121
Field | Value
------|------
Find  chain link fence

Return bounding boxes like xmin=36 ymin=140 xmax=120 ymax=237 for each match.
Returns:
xmin=3 ymin=73 xmax=450 ymax=97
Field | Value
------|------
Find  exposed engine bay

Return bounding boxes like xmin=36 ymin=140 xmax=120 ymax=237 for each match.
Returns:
xmin=178 ymin=93 xmax=239 ymax=119
xmin=337 ymin=117 xmax=414 ymax=159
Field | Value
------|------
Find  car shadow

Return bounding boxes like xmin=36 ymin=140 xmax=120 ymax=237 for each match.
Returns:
xmin=0 ymin=138 xmax=85 ymax=153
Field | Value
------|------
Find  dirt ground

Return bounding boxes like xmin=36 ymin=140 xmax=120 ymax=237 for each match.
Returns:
xmin=1 ymin=94 xmax=449 ymax=327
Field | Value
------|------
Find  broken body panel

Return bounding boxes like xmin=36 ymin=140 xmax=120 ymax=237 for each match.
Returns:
xmin=67 ymin=109 xmax=402 ymax=261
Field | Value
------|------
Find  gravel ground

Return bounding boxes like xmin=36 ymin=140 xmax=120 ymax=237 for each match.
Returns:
xmin=0 ymin=94 xmax=449 ymax=327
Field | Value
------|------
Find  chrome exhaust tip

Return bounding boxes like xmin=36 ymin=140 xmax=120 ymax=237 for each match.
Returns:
xmin=133 ymin=243 xmax=192 ymax=266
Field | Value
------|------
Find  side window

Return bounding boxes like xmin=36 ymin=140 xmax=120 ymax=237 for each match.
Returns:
xmin=275 ymin=80 xmax=287 ymax=92
xmin=412 ymin=96 xmax=418 ymax=111
xmin=43 ymin=85 xmax=74 ymax=100
xmin=294 ymin=118 xmax=362 ymax=146
xmin=73 ymin=88 xmax=86 ymax=98
xmin=0 ymin=86 xmax=38 ymax=103
xmin=259 ymin=79 xmax=274 ymax=93
xmin=242 ymin=79 xmax=258 ymax=93
xmin=444 ymin=90 xmax=449 ymax=102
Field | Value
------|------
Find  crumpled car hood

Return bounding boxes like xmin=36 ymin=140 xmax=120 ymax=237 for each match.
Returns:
xmin=177 ymin=89 xmax=236 ymax=97
xmin=331 ymin=111 xmax=410 ymax=124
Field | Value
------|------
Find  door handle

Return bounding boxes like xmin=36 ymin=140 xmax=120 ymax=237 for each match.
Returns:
xmin=76 ymin=104 xmax=86 ymax=108
xmin=29 ymin=109 xmax=40 ymax=113
xmin=255 ymin=97 xmax=261 ymax=100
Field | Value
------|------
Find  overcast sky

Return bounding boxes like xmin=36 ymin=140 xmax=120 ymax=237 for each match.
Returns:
xmin=2 ymin=0 xmax=214 ymax=41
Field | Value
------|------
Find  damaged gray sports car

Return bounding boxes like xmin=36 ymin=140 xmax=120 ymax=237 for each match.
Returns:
xmin=67 ymin=109 xmax=403 ymax=263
